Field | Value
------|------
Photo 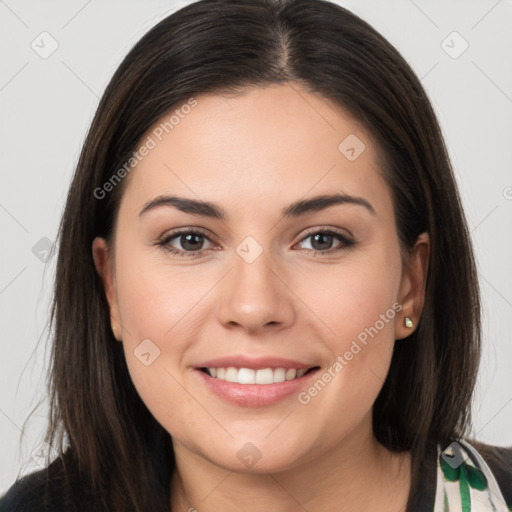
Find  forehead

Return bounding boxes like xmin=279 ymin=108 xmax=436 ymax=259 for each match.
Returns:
xmin=119 ymin=83 xmax=392 ymax=222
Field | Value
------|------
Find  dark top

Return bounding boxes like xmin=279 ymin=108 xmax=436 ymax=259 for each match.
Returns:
xmin=1 ymin=440 xmax=511 ymax=511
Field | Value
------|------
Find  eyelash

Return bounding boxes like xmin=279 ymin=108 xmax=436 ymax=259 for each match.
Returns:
xmin=156 ymin=227 xmax=356 ymax=258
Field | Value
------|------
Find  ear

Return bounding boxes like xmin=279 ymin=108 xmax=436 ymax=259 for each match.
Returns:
xmin=395 ymin=232 xmax=430 ymax=340
xmin=92 ymin=237 xmax=122 ymax=341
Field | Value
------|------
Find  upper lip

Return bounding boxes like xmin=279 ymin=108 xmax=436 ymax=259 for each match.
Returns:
xmin=195 ymin=355 xmax=316 ymax=370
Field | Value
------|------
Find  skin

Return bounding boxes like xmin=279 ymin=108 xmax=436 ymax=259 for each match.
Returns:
xmin=93 ymin=83 xmax=430 ymax=511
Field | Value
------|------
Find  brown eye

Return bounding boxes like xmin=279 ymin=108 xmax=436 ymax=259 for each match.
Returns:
xmin=297 ymin=230 xmax=355 ymax=254
xmin=157 ymin=229 xmax=215 ymax=257
xmin=176 ymin=233 xmax=206 ymax=251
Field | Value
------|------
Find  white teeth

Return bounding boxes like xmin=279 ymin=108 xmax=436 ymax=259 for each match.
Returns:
xmin=285 ymin=368 xmax=297 ymax=381
xmin=205 ymin=366 xmax=310 ymax=384
xmin=273 ymin=368 xmax=286 ymax=383
xmin=225 ymin=367 xmax=238 ymax=383
xmin=238 ymin=368 xmax=256 ymax=384
xmin=255 ymin=368 xmax=274 ymax=385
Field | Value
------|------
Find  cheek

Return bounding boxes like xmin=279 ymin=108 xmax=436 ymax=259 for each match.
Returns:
xmin=293 ymin=248 xmax=402 ymax=407
xmin=111 ymin=238 xmax=232 ymax=427
xmin=115 ymin=265 xmax=199 ymax=432
xmin=296 ymin=250 xmax=402 ymax=352
xmin=114 ymin=242 xmax=207 ymax=344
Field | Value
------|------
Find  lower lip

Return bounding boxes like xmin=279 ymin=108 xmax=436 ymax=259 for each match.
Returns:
xmin=195 ymin=368 xmax=319 ymax=407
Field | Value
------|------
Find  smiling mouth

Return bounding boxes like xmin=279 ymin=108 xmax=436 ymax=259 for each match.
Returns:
xmin=199 ymin=366 xmax=319 ymax=385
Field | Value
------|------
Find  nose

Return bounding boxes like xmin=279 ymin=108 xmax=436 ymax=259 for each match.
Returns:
xmin=216 ymin=243 xmax=296 ymax=335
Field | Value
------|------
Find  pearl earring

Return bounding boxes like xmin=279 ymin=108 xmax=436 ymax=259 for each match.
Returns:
xmin=404 ymin=317 xmax=413 ymax=328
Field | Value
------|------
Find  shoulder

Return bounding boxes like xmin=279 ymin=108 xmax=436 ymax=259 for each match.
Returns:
xmin=464 ymin=438 xmax=512 ymax=508
xmin=0 ymin=450 xmax=104 ymax=512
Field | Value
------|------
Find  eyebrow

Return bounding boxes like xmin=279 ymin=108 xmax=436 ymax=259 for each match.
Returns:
xmin=139 ymin=193 xmax=376 ymax=219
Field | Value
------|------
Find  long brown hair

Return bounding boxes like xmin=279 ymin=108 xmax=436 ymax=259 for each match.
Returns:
xmin=38 ymin=0 xmax=480 ymax=509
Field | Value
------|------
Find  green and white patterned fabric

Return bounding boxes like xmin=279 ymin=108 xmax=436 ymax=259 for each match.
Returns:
xmin=434 ymin=439 xmax=510 ymax=511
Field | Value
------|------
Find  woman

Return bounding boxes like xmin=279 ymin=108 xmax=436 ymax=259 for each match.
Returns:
xmin=1 ymin=0 xmax=511 ymax=510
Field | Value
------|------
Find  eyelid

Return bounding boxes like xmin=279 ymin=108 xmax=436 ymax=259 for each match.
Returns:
xmin=293 ymin=227 xmax=356 ymax=254
xmin=296 ymin=225 xmax=355 ymax=243
xmin=156 ymin=227 xmax=220 ymax=252
xmin=156 ymin=225 xmax=356 ymax=259
xmin=157 ymin=225 xmax=353 ymax=246
xmin=158 ymin=226 xmax=219 ymax=244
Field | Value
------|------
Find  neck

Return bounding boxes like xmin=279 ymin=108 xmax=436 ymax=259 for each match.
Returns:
xmin=169 ymin=416 xmax=411 ymax=512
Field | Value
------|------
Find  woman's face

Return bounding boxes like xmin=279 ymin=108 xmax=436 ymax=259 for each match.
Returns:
xmin=93 ymin=83 xmax=428 ymax=473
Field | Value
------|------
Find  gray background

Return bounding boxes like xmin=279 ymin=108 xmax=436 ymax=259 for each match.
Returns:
xmin=1 ymin=0 xmax=511 ymax=494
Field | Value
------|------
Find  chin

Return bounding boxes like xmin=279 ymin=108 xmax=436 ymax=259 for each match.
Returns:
xmin=200 ymin=438 xmax=310 ymax=475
